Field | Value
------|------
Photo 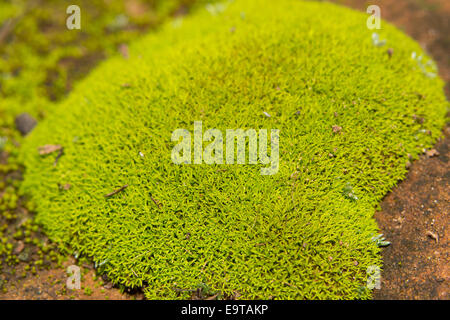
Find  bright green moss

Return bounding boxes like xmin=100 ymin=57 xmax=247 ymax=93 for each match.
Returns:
xmin=20 ymin=0 xmax=447 ymax=299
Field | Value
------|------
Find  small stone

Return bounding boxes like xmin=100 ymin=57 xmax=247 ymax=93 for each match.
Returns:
xmin=103 ymin=282 xmax=113 ymax=290
xmin=15 ymin=113 xmax=37 ymax=136
xmin=289 ymin=171 xmax=299 ymax=180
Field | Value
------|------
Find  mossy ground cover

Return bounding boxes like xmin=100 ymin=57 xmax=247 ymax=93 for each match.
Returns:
xmin=19 ymin=0 xmax=448 ymax=299
xmin=0 ymin=0 xmax=203 ymax=294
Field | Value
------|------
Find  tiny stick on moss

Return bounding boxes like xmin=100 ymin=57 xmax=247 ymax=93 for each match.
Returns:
xmin=104 ymin=184 xmax=129 ymax=198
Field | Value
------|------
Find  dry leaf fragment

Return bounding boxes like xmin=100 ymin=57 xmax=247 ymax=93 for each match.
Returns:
xmin=103 ymin=282 xmax=113 ymax=290
xmin=231 ymin=291 xmax=242 ymax=299
xmin=426 ymin=231 xmax=439 ymax=243
xmin=426 ymin=149 xmax=439 ymax=158
xmin=289 ymin=171 xmax=299 ymax=180
xmin=38 ymin=144 xmax=62 ymax=155
xmin=15 ymin=113 xmax=37 ymax=136
xmin=13 ymin=241 xmax=25 ymax=254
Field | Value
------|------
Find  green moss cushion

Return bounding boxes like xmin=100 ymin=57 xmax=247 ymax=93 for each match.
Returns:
xmin=20 ymin=0 xmax=447 ymax=299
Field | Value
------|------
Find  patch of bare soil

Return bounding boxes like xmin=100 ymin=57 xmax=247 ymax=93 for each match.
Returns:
xmin=0 ymin=258 xmax=144 ymax=300
xmin=373 ymin=127 xmax=449 ymax=299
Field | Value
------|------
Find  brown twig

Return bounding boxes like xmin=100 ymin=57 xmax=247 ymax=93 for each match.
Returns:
xmin=104 ymin=184 xmax=129 ymax=198
xmin=150 ymin=195 xmax=162 ymax=208
xmin=173 ymin=287 xmax=197 ymax=293
xmin=0 ymin=19 xmax=14 ymax=45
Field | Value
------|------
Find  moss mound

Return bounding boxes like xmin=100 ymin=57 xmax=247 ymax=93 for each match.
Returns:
xmin=20 ymin=0 xmax=447 ymax=299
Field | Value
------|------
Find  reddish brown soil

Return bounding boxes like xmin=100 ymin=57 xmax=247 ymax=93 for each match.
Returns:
xmin=0 ymin=258 xmax=144 ymax=300
xmin=373 ymin=127 xmax=449 ymax=299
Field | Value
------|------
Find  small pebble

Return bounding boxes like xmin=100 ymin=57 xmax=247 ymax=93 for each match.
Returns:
xmin=15 ymin=113 xmax=37 ymax=136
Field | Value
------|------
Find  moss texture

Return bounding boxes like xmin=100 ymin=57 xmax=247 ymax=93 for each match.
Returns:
xmin=1 ymin=0 xmax=205 ymax=293
xmin=20 ymin=0 xmax=447 ymax=299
